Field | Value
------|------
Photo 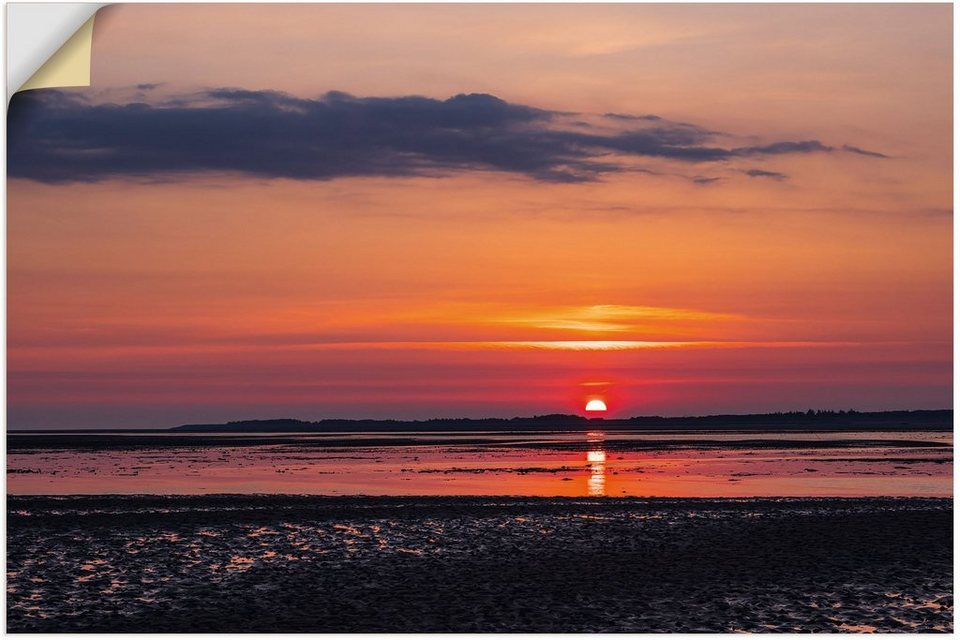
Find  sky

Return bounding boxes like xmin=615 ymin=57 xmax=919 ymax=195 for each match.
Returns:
xmin=7 ymin=4 xmax=953 ymax=429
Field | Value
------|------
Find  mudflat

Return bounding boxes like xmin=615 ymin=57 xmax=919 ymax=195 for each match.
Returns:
xmin=7 ymin=495 xmax=952 ymax=632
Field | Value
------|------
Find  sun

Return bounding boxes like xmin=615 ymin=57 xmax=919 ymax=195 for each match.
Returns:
xmin=585 ymin=399 xmax=608 ymax=412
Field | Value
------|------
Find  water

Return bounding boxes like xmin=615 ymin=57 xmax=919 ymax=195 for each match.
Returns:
xmin=7 ymin=430 xmax=952 ymax=497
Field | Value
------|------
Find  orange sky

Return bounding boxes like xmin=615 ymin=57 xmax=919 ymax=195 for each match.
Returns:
xmin=7 ymin=4 xmax=952 ymax=428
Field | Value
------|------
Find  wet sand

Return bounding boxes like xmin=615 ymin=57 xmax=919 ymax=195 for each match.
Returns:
xmin=7 ymin=495 xmax=952 ymax=632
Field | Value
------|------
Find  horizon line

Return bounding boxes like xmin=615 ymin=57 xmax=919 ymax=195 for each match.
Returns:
xmin=8 ymin=407 xmax=952 ymax=433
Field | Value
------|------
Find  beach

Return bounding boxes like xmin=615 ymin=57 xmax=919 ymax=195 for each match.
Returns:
xmin=7 ymin=428 xmax=952 ymax=632
xmin=7 ymin=495 xmax=952 ymax=633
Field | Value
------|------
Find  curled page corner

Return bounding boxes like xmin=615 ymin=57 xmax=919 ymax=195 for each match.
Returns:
xmin=18 ymin=14 xmax=95 ymax=92
xmin=8 ymin=3 xmax=105 ymax=99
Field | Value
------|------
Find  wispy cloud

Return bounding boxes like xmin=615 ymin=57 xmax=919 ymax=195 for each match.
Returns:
xmin=744 ymin=168 xmax=787 ymax=180
xmin=842 ymin=144 xmax=891 ymax=159
xmin=497 ymin=304 xmax=743 ymax=333
xmin=7 ymin=338 xmax=870 ymax=356
xmin=8 ymin=88 xmax=889 ymax=184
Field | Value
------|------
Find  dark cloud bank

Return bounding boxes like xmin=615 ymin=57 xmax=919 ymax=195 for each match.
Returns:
xmin=8 ymin=88 xmax=887 ymax=184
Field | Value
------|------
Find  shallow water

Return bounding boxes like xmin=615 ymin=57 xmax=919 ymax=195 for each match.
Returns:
xmin=7 ymin=430 xmax=952 ymax=497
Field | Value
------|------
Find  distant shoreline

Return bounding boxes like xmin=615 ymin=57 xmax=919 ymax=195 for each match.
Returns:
xmin=7 ymin=409 xmax=953 ymax=434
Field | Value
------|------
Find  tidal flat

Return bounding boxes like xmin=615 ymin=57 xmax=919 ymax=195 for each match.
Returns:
xmin=6 ymin=495 xmax=952 ymax=633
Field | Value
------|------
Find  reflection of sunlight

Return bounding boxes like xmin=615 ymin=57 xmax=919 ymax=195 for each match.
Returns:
xmin=587 ymin=433 xmax=606 ymax=496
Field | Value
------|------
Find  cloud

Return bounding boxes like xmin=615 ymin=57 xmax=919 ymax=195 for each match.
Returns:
xmin=605 ymin=112 xmax=662 ymax=121
xmin=744 ymin=168 xmax=788 ymax=180
xmin=734 ymin=140 xmax=833 ymax=155
xmin=842 ymin=144 xmax=890 ymax=159
xmin=8 ymin=88 xmax=888 ymax=184
xmin=499 ymin=303 xmax=743 ymax=333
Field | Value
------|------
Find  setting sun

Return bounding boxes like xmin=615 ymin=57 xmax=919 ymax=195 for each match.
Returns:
xmin=585 ymin=399 xmax=608 ymax=412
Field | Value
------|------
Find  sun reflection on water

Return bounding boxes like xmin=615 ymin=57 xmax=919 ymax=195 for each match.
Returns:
xmin=586 ymin=432 xmax=606 ymax=497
